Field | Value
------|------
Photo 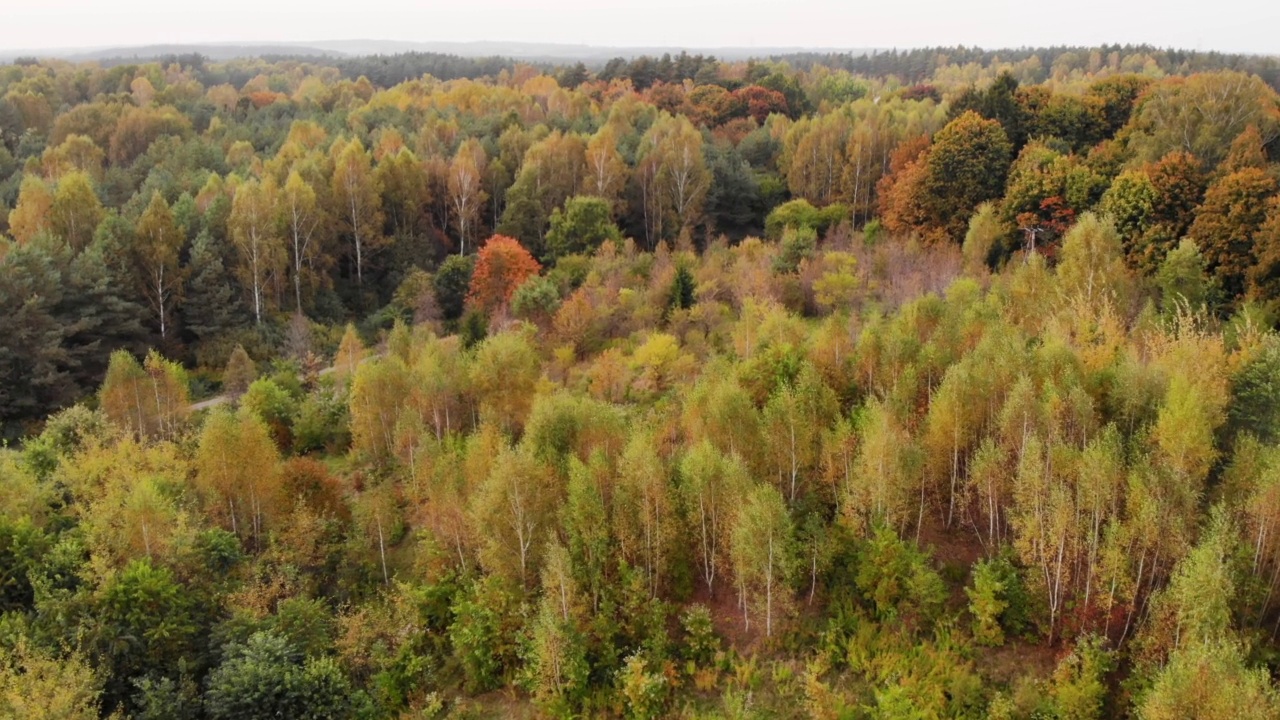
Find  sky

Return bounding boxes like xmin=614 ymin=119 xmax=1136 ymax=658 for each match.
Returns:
xmin=3 ymin=0 xmax=1279 ymax=54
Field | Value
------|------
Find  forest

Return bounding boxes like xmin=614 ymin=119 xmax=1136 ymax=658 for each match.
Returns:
xmin=1 ymin=42 xmax=1280 ymax=718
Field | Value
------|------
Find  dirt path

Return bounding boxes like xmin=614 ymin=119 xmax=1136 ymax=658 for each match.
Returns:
xmin=188 ymin=351 xmax=375 ymax=412
xmin=190 ymin=395 xmax=229 ymax=412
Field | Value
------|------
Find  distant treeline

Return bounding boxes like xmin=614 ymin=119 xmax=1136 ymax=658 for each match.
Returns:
xmin=781 ymin=45 xmax=1280 ymax=88
xmin=62 ymin=44 xmax=1280 ymax=93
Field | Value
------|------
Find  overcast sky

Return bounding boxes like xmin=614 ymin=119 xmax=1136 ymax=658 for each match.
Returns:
xmin=4 ymin=0 xmax=1279 ymax=54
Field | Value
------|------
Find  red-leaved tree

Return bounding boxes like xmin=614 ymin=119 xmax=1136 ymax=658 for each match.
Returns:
xmin=467 ymin=235 xmax=542 ymax=315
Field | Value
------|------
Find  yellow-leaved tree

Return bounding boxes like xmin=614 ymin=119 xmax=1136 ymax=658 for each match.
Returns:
xmin=194 ymin=407 xmax=283 ymax=546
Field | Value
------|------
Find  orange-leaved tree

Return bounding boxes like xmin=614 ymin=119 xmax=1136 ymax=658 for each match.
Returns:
xmin=467 ymin=235 xmax=542 ymax=316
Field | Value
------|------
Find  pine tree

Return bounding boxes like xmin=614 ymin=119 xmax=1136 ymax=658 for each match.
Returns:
xmin=223 ymin=345 xmax=256 ymax=400
xmin=183 ymin=230 xmax=245 ymax=350
xmin=63 ymin=236 xmax=149 ymax=392
xmin=0 ymin=239 xmax=73 ymax=433
xmin=667 ymin=263 xmax=695 ymax=317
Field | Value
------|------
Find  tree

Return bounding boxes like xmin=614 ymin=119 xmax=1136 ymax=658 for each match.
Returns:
xmin=229 ymin=176 xmax=283 ymax=325
xmin=1009 ymin=435 xmax=1075 ymax=639
xmin=223 ymin=345 xmax=256 ymax=400
xmin=81 ymin=466 xmax=183 ymax=564
xmin=332 ymin=323 xmax=365 ymax=385
xmin=0 ymin=641 xmax=103 ymax=720
xmin=1221 ymin=124 xmax=1269 ymax=173
xmin=563 ymin=455 xmax=612 ymax=613
xmin=1099 ymin=170 xmax=1159 ymax=266
xmin=350 ymin=481 xmax=401 ymax=586
xmin=1138 ymin=510 xmax=1280 ymax=719
xmin=194 ymin=407 xmax=283 ymax=543
xmin=433 ymin=254 xmax=474 ymax=322
xmin=925 ymin=111 xmax=1014 ymax=239
xmin=348 ymin=355 xmax=412 ymax=460
xmin=279 ymin=170 xmax=324 ymax=312
xmin=843 ymin=400 xmax=918 ymax=535
xmin=64 ymin=234 xmax=150 ymax=391
xmin=878 ymin=150 xmax=931 ymax=238
xmin=467 ymin=235 xmax=542 ymax=316
xmin=131 ymin=192 xmax=185 ymax=340
xmin=99 ymin=349 xmax=188 ymax=441
xmin=1048 ymin=635 xmax=1114 ymax=720
xmin=951 ymin=71 xmax=1030 ymax=148
xmin=93 ymin=558 xmax=198 ymax=708
xmin=962 ymin=203 xmax=1008 ymax=273
xmin=881 ymin=111 xmax=1013 ymax=241
xmin=526 ymin=548 xmax=591 ymax=712
xmin=448 ymin=138 xmax=488 ymax=255
xmin=469 ymin=329 xmax=540 ymax=433
xmin=614 ymin=430 xmax=676 ymax=598
xmin=510 ymin=275 xmax=560 ymax=325
xmin=784 ymin=113 xmax=850 ymax=206
xmin=650 ymin=113 xmax=709 ymax=237
xmin=1250 ymin=199 xmax=1280 ymax=303
xmin=470 ymin=444 xmax=557 ymax=587
xmin=704 ymin=143 xmax=764 ymax=237
xmin=49 ymin=171 xmax=104 ymax=251
xmin=967 ymin=558 xmax=1009 ymax=646
xmin=1156 ymin=238 xmax=1215 ymax=312
xmin=583 ymin=125 xmax=627 ymax=207
xmin=183 ymin=229 xmax=244 ymax=350
xmin=812 ymin=251 xmax=860 ymax=311
xmin=680 ymin=440 xmax=749 ymax=596
xmin=855 ymin=524 xmax=947 ymax=628
xmin=1127 ymin=71 xmax=1280 ymax=169
xmin=1138 ymin=639 xmax=1280 ymax=720
xmin=1056 ymin=212 xmax=1131 ymax=308
xmin=499 ymin=131 xmax=585 ymax=253
xmin=331 ymin=138 xmax=383 ymax=286
xmin=449 ymin=575 xmax=523 ymax=693
xmin=545 ymin=195 xmax=622 ymax=262
xmin=0 ymin=241 xmax=76 ymax=432
xmin=205 ymin=632 xmax=356 ymax=720
xmin=7 ymin=175 xmax=53 ymax=244
xmin=375 ymin=146 xmax=429 ymax=241
xmin=735 ymin=84 xmax=790 ymax=123
xmin=999 ymin=140 xmax=1103 ymax=245
xmin=41 ymin=133 xmax=106 ymax=181
xmin=761 ymin=364 xmax=838 ymax=503
xmin=1188 ymin=168 xmax=1277 ymax=298
xmin=731 ymin=483 xmax=795 ymax=636
xmin=923 ymin=360 xmax=985 ymax=528
xmin=1147 ymin=150 xmax=1206 ymax=238
xmin=107 ymin=105 xmax=192 ymax=165
xmin=667 ymin=263 xmax=695 ymax=316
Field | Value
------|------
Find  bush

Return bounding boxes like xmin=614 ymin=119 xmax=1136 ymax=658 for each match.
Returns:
xmin=458 ymin=308 xmax=488 ymax=349
xmin=204 ymin=632 xmax=359 ymax=720
xmin=773 ymin=225 xmax=818 ymax=274
xmin=765 ymin=199 xmax=849 ymax=240
xmin=512 ymin=275 xmax=562 ymax=323
xmin=449 ymin=576 xmax=522 ymax=693
xmin=618 ymin=653 xmax=668 ymax=720
xmin=240 ymin=378 xmax=298 ymax=450
xmin=967 ymin=557 xmax=1009 ymax=646
xmin=545 ymin=196 xmax=622 ymax=262
xmin=549 ymin=253 xmax=592 ymax=293
xmin=292 ymin=388 xmax=350 ymax=454
xmin=680 ymin=604 xmax=720 ymax=668
xmin=432 ymin=254 xmax=474 ymax=322
xmin=855 ymin=525 xmax=946 ymax=630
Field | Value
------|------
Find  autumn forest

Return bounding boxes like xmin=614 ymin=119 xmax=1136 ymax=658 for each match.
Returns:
xmin=2 ymin=44 xmax=1280 ymax=718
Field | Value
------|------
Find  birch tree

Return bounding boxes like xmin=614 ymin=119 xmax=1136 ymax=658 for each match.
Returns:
xmin=731 ymin=483 xmax=795 ymax=637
